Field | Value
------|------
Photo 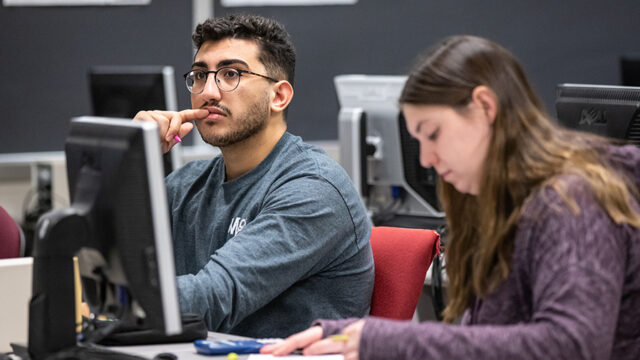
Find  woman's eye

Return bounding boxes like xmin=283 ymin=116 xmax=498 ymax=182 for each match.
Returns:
xmin=428 ymin=128 xmax=439 ymax=141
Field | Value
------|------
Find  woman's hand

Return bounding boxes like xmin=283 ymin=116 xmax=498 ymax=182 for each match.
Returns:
xmin=260 ymin=320 xmax=365 ymax=360
xmin=260 ymin=325 xmax=323 ymax=356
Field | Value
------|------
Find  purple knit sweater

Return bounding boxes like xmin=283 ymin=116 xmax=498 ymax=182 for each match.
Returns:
xmin=317 ymin=145 xmax=640 ymax=359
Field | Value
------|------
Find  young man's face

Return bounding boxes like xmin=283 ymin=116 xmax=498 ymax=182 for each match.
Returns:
xmin=190 ymin=38 xmax=274 ymax=148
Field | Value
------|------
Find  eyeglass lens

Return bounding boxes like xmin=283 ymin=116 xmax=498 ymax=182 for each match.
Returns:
xmin=186 ymin=68 xmax=241 ymax=93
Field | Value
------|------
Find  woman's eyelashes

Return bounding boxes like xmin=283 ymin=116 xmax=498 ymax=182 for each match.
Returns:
xmin=428 ymin=128 xmax=440 ymax=141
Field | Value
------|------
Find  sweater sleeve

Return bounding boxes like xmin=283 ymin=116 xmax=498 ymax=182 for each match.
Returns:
xmin=314 ymin=318 xmax=361 ymax=336
xmin=175 ymin=175 xmax=371 ymax=332
xmin=355 ymin=178 xmax=629 ymax=359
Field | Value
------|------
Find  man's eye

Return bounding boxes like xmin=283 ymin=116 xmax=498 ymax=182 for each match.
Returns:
xmin=221 ymin=69 xmax=239 ymax=79
xmin=194 ymin=71 xmax=207 ymax=81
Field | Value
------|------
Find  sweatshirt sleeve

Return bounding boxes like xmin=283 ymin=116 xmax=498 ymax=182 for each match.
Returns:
xmin=355 ymin=177 xmax=629 ymax=359
xmin=175 ymin=175 xmax=371 ymax=332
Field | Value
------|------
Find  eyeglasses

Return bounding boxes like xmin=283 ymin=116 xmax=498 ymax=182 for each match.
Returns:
xmin=183 ymin=67 xmax=279 ymax=94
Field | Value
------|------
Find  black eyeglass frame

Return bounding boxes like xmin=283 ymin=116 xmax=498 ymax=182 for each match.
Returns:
xmin=182 ymin=67 xmax=279 ymax=94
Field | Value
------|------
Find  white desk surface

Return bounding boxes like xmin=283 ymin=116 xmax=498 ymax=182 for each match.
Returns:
xmin=110 ymin=331 xmax=252 ymax=360
xmin=7 ymin=332 xmax=338 ymax=360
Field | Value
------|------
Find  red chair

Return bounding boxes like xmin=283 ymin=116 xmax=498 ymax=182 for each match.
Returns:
xmin=369 ymin=226 xmax=441 ymax=320
xmin=0 ymin=206 xmax=23 ymax=259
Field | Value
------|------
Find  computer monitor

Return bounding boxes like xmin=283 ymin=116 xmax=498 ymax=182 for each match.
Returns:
xmin=555 ymin=83 xmax=640 ymax=146
xmin=88 ymin=65 xmax=182 ymax=174
xmin=28 ymin=117 xmax=181 ymax=359
xmin=334 ymin=75 xmax=444 ymax=227
xmin=620 ymin=56 xmax=640 ymax=87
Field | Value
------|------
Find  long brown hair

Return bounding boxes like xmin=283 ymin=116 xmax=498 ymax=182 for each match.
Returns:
xmin=399 ymin=35 xmax=640 ymax=322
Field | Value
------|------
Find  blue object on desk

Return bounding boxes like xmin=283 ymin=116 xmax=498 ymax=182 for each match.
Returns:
xmin=194 ymin=339 xmax=265 ymax=355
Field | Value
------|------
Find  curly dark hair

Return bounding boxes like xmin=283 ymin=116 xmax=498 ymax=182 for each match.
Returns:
xmin=192 ymin=14 xmax=296 ymax=86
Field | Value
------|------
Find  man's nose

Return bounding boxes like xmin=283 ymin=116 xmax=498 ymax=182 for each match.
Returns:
xmin=200 ymin=75 xmax=222 ymax=100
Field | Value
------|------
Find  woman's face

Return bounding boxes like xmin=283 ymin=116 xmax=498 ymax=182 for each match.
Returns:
xmin=402 ymin=100 xmax=493 ymax=195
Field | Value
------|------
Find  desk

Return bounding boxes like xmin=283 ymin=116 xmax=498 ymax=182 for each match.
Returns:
xmin=110 ymin=331 xmax=251 ymax=360
xmin=7 ymin=331 xmax=257 ymax=360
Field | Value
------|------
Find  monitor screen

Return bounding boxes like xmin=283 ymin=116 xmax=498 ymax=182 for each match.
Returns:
xmin=89 ymin=65 xmax=178 ymax=118
xmin=88 ymin=65 xmax=181 ymax=174
xmin=28 ymin=117 xmax=181 ymax=358
xmin=555 ymin=83 xmax=640 ymax=146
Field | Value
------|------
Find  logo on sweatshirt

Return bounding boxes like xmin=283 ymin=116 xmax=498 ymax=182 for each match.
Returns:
xmin=228 ymin=217 xmax=247 ymax=237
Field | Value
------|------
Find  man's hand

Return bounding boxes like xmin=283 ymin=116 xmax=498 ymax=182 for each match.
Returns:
xmin=134 ymin=109 xmax=208 ymax=153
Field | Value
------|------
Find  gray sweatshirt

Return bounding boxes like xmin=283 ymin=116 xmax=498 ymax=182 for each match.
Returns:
xmin=318 ymin=144 xmax=640 ymax=359
xmin=166 ymin=132 xmax=374 ymax=338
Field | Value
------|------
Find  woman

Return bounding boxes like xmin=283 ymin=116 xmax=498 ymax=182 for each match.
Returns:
xmin=261 ymin=35 xmax=640 ymax=359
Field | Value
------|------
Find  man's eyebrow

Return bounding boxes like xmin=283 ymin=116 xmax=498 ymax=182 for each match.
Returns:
xmin=191 ymin=61 xmax=208 ymax=69
xmin=191 ymin=59 xmax=251 ymax=70
xmin=217 ymin=59 xmax=250 ymax=68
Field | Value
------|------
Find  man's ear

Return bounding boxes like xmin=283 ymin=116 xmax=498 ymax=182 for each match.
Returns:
xmin=270 ymin=81 xmax=294 ymax=114
xmin=471 ymin=85 xmax=498 ymax=124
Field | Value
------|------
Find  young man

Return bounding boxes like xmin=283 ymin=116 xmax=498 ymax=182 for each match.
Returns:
xmin=134 ymin=14 xmax=374 ymax=338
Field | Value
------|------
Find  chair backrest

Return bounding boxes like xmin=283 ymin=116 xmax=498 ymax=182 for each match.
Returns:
xmin=369 ymin=226 xmax=441 ymax=320
xmin=0 ymin=206 xmax=22 ymax=259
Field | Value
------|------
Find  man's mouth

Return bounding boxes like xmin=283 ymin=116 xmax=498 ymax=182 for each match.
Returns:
xmin=201 ymin=106 xmax=228 ymax=122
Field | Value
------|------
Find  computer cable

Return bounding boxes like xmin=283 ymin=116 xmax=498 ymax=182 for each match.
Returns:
xmin=431 ymin=223 xmax=447 ymax=321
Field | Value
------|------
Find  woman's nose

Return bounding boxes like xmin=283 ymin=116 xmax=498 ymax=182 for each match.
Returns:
xmin=420 ymin=143 xmax=439 ymax=168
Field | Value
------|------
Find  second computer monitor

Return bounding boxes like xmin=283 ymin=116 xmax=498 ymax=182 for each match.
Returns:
xmin=555 ymin=83 xmax=640 ymax=146
xmin=334 ymin=75 xmax=443 ymax=222
xmin=88 ymin=65 xmax=181 ymax=174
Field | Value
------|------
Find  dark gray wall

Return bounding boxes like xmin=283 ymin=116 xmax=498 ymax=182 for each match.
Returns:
xmin=2 ymin=0 xmax=639 ymax=154
xmin=230 ymin=0 xmax=640 ymax=142
xmin=0 ymin=1 xmax=192 ymax=153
